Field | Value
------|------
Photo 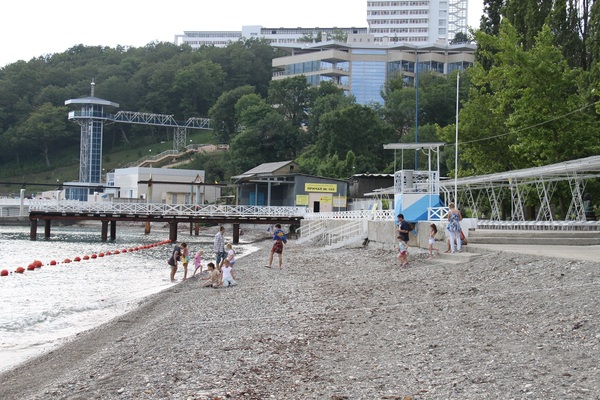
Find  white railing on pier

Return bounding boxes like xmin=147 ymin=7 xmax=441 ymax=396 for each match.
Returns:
xmin=303 ymin=210 xmax=395 ymax=221
xmin=28 ymin=200 xmax=309 ymax=218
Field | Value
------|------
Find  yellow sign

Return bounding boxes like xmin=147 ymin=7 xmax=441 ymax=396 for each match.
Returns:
xmin=305 ymin=183 xmax=337 ymax=193
xmin=295 ymin=195 xmax=309 ymax=206
xmin=320 ymin=195 xmax=332 ymax=204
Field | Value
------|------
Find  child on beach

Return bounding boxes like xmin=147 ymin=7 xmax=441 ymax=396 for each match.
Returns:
xmin=201 ymin=262 xmax=220 ymax=288
xmin=221 ymin=243 xmax=235 ymax=269
xmin=220 ymin=258 xmax=237 ymax=288
xmin=397 ymin=237 xmax=409 ymax=268
xmin=181 ymin=245 xmax=190 ymax=280
xmin=428 ymin=223 xmax=438 ymax=259
xmin=192 ymin=250 xmax=204 ymax=277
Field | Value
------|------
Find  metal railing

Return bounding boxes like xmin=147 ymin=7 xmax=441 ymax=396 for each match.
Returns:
xmin=303 ymin=209 xmax=395 ymax=221
xmin=325 ymin=220 xmax=368 ymax=249
xmin=28 ymin=200 xmax=309 ymax=218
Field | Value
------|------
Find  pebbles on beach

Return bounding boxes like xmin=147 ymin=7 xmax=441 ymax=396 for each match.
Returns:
xmin=0 ymin=236 xmax=599 ymax=399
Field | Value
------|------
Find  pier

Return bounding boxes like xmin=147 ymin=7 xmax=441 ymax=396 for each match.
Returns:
xmin=27 ymin=200 xmax=306 ymax=243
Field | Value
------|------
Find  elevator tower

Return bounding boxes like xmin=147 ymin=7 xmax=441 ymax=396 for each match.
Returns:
xmin=64 ymin=82 xmax=119 ymax=200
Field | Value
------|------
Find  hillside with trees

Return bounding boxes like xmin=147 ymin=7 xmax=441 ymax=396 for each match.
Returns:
xmin=1 ymin=1 xmax=600 ymax=207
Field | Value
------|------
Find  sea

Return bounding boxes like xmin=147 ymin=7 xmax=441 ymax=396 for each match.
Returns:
xmin=0 ymin=223 xmax=258 ymax=373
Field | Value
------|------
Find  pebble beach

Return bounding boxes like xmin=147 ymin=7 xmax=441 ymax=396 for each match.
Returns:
xmin=0 ymin=234 xmax=599 ymax=399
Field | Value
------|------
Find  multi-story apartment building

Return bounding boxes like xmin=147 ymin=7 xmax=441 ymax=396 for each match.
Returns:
xmin=367 ymin=0 xmax=468 ymax=44
xmin=272 ymin=34 xmax=475 ymax=105
xmin=175 ymin=26 xmax=368 ymax=48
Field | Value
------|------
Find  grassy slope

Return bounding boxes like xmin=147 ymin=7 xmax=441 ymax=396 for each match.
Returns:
xmin=0 ymin=130 xmax=216 ymax=197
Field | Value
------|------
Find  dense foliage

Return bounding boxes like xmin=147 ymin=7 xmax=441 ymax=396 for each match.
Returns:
xmin=2 ymin=1 xmax=600 ymax=209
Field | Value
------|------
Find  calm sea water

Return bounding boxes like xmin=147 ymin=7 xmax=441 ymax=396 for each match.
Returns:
xmin=0 ymin=223 xmax=257 ymax=373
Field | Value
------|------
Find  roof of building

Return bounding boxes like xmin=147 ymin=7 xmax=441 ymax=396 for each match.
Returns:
xmin=231 ymin=160 xmax=297 ymax=180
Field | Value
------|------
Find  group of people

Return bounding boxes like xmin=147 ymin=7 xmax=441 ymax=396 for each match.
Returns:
xmin=396 ymin=202 xmax=465 ymax=266
xmin=167 ymin=242 xmax=205 ymax=282
xmin=167 ymin=222 xmax=289 ymax=285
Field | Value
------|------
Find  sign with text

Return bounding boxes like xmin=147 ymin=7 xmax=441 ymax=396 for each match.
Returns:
xmin=295 ymin=194 xmax=309 ymax=206
xmin=320 ymin=195 xmax=333 ymax=204
xmin=305 ymin=183 xmax=337 ymax=193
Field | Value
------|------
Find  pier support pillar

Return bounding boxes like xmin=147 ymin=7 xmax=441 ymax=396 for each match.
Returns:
xmin=189 ymin=222 xmax=193 ymax=236
xmin=30 ymin=219 xmax=38 ymax=241
xmin=169 ymin=221 xmax=178 ymax=243
xmin=101 ymin=220 xmax=109 ymax=242
xmin=44 ymin=219 xmax=52 ymax=239
xmin=194 ymin=223 xmax=200 ymax=236
xmin=110 ymin=220 xmax=117 ymax=241
xmin=233 ymin=223 xmax=240 ymax=244
xmin=145 ymin=221 xmax=151 ymax=235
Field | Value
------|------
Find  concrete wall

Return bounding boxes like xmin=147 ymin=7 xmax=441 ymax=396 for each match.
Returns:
xmin=305 ymin=218 xmax=477 ymax=251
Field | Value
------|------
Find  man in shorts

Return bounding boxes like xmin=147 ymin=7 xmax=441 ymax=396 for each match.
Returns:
xmin=266 ymin=224 xmax=287 ymax=269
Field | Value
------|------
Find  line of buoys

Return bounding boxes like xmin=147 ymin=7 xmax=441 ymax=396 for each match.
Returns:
xmin=2 ymin=240 xmax=171 ymax=277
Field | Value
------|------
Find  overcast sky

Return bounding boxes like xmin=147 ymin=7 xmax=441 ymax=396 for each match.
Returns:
xmin=1 ymin=0 xmax=484 ymax=67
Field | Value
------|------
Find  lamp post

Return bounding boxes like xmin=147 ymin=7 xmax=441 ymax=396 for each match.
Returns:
xmin=454 ymin=71 xmax=460 ymax=204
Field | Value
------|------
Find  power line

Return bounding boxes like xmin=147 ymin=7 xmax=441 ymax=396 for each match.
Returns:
xmin=447 ymin=100 xmax=600 ymax=147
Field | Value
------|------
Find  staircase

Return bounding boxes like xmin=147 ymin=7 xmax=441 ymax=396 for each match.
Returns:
xmin=467 ymin=229 xmax=600 ymax=246
xmin=324 ymin=220 xmax=368 ymax=250
xmin=297 ymin=220 xmax=327 ymax=244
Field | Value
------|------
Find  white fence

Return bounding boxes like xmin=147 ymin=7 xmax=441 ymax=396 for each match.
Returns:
xmin=27 ymin=200 xmax=309 ymax=218
xmin=303 ymin=209 xmax=395 ymax=221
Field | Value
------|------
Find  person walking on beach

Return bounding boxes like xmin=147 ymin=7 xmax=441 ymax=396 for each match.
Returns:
xmin=397 ymin=236 xmax=409 ymax=267
xmin=220 ymin=258 xmax=237 ymax=287
xmin=192 ymin=250 xmax=204 ymax=277
xmin=446 ymin=202 xmax=463 ymax=253
xmin=213 ymin=226 xmax=226 ymax=267
xmin=266 ymin=223 xmax=287 ymax=269
xmin=200 ymin=262 xmax=220 ymax=288
xmin=396 ymin=214 xmax=410 ymax=243
xmin=428 ymin=223 xmax=438 ymax=259
xmin=167 ymin=242 xmax=187 ymax=282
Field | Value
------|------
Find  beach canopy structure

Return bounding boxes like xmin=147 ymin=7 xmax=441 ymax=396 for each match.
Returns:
xmin=439 ymin=155 xmax=600 ymax=222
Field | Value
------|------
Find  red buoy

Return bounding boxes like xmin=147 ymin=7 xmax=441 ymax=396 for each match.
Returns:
xmin=1 ymin=270 xmax=8 ymax=276
xmin=91 ymin=254 xmax=97 ymax=259
xmin=27 ymin=264 xmax=35 ymax=271
xmin=15 ymin=267 xmax=25 ymax=274
xmin=121 ymin=249 xmax=127 ymax=253
xmin=98 ymin=252 xmax=104 ymax=257
xmin=74 ymin=257 xmax=81 ymax=262
xmin=83 ymin=255 xmax=90 ymax=260
xmin=50 ymin=260 xmax=57 ymax=265
xmin=33 ymin=260 xmax=43 ymax=268
xmin=114 ymin=250 xmax=120 ymax=254
xmin=63 ymin=258 xmax=71 ymax=264
xmin=106 ymin=251 xmax=112 ymax=255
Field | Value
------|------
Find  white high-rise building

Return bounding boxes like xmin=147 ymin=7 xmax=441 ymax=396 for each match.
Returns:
xmin=367 ymin=0 xmax=468 ymax=44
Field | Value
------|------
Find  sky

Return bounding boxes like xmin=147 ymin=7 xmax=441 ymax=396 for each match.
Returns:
xmin=0 ymin=0 xmax=484 ymax=68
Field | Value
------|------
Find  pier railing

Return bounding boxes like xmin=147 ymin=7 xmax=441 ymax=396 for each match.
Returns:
xmin=28 ymin=200 xmax=309 ymax=218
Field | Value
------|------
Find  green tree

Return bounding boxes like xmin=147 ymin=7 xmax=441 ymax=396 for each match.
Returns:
xmin=445 ymin=21 xmax=600 ymax=175
xmin=209 ymin=85 xmax=256 ymax=143
xmin=173 ymin=60 xmax=225 ymax=116
xmin=268 ymin=76 xmax=311 ymax=126
xmin=316 ymin=104 xmax=394 ymax=173
xmin=230 ymin=102 xmax=300 ymax=173
xmin=16 ymin=103 xmax=71 ymax=167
